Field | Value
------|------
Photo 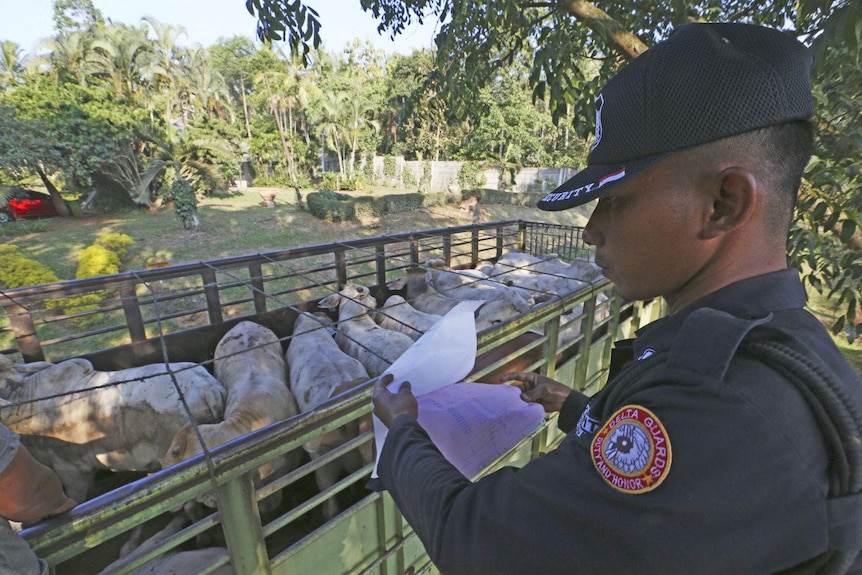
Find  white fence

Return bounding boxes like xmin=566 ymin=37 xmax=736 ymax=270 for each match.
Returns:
xmin=368 ymin=156 xmax=578 ymax=193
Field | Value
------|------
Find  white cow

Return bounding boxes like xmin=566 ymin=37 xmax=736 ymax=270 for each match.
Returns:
xmin=490 ymin=250 xmax=601 ymax=301
xmin=374 ymin=295 xmax=442 ymax=341
xmin=424 ymin=260 xmax=535 ymax=304
xmin=287 ymin=312 xmax=373 ymax=518
xmin=389 ymin=267 xmax=531 ymax=332
xmin=318 ymin=284 xmax=414 ymax=378
xmin=0 ymin=355 xmax=226 ymax=501
xmin=99 ymin=513 xmax=233 ymax=575
xmin=163 ymin=321 xmax=301 ymax=511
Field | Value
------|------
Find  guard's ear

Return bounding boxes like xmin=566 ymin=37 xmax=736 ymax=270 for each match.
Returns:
xmin=701 ymin=167 xmax=757 ymax=239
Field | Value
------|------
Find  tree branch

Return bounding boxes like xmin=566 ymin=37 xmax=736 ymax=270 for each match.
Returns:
xmin=558 ymin=0 xmax=649 ymax=60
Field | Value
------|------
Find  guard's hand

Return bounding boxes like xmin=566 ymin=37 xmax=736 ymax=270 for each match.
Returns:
xmin=372 ymin=374 xmax=418 ymax=428
xmin=503 ymin=371 xmax=572 ymax=413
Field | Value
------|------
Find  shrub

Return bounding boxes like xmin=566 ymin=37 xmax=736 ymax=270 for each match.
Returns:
xmin=353 ymin=196 xmax=379 ymax=220
xmin=95 ymin=233 xmax=134 ymax=262
xmin=363 ymin=160 xmax=376 ymax=185
xmin=322 ymin=172 xmax=340 ymax=192
xmin=0 ymin=244 xmax=61 ymax=288
xmin=379 ymin=193 xmax=424 ymax=213
xmin=463 ymin=188 xmax=545 ymax=206
xmin=419 ymin=160 xmax=432 ymax=193
xmin=383 ymin=156 xmax=396 ymax=178
xmin=165 ymin=177 xmax=200 ymax=229
xmin=76 ymin=245 xmax=121 ymax=279
xmin=307 ymin=190 xmax=356 ymax=222
xmin=403 ymin=168 xmax=417 ymax=187
xmin=458 ymin=162 xmax=484 ymax=190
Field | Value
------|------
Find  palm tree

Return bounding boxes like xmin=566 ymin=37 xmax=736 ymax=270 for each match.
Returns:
xmin=142 ymin=16 xmax=186 ymax=125
xmin=0 ymin=41 xmax=25 ymax=90
xmin=184 ymin=47 xmax=234 ymax=122
xmin=342 ymin=79 xmax=380 ymax=178
xmin=132 ymin=127 xmax=232 ymax=207
xmin=30 ymin=32 xmax=89 ymax=86
xmin=86 ymin=25 xmax=153 ymax=103
xmin=317 ymin=91 xmax=350 ymax=177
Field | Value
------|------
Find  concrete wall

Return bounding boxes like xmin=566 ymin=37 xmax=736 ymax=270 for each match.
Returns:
xmin=357 ymin=156 xmax=579 ymax=193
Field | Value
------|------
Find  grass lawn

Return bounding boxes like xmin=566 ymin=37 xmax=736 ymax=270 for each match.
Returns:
xmin=0 ymin=186 xmax=593 ymax=279
xmin=1 ymin=185 xmax=859 ymax=374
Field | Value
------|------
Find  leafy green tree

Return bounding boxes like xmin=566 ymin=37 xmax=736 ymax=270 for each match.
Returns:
xmin=31 ymin=31 xmax=91 ymax=86
xmin=134 ymin=127 xmax=232 ymax=206
xmin=0 ymin=81 xmax=142 ymax=211
xmin=86 ymin=24 xmax=154 ymax=103
xmin=247 ymin=0 xmax=862 ymax=341
xmin=210 ymin=36 xmax=262 ymax=139
xmin=0 ymin=42 xmax=25 ymax=90
xmin=52 ymin=0 xmax=104 ymax=37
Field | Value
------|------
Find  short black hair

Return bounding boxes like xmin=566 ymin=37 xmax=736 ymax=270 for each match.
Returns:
xmin=736 ymin=120 xmax=815 ymax=231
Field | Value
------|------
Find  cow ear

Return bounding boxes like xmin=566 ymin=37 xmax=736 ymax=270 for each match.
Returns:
xmin=318 ymin=294 xmax=341 ymax=309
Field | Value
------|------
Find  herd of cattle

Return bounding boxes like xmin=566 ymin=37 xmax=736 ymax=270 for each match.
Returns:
xmin=0 ymin=250 xmax=601 ymax=574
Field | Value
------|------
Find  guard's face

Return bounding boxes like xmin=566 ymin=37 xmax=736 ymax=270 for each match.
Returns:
xmin=583 ymin=157 xmax=709 ymax=308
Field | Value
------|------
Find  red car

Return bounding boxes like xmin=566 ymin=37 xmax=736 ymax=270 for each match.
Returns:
xmin=0 ymin=188 xmax=59 ymax=223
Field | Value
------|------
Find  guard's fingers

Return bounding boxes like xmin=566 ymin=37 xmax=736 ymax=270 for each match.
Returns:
xmin=500 ymin=371 xmax=529 ymax=383
xmin=398 ymin=381 xmax=412 ymax=394
xmin=373 ymin=375 xmax=392 ymax=397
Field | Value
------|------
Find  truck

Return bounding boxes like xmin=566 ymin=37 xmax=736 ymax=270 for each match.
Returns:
xmin=2 ymin=219 xmax=662 ymax=574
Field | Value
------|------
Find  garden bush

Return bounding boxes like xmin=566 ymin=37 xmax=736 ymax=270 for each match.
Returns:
xmin=307 ymin=190 xmax=356 ymax=222
xmin=76 ymin=245 xmax=121 ymax=279
xmin=0 ymin=244 xmax=60 ymax=288
xmin=94 ymin=233 xmax=134 ymax=262
xmin=462 ymin=188 xmax=545 ymax=206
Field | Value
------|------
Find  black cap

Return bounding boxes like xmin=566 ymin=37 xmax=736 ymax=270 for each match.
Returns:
xmin=537 ymin=23 xmax=814 ymax=211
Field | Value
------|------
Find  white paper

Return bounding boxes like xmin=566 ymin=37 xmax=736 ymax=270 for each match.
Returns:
xmin=417 ymin=383 xmax=545 ymax=478
xmin=371 ymin=299 xmax=544 ymax=480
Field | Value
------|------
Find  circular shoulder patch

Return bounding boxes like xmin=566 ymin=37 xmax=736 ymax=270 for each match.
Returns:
xmin=590 ymin=405 xmax=671 ymax=494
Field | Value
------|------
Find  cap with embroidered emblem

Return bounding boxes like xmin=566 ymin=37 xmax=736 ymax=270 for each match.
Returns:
xmin=537 ymin=22 xmax=814 ymax=211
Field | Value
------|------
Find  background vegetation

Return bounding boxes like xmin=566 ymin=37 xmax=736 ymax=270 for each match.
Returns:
xmin=0 ymin=0 xmax=859 ymax=343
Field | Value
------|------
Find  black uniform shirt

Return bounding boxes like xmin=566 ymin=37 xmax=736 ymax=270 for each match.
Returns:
xmin=378 ymin=269 xmax=862 ymax=574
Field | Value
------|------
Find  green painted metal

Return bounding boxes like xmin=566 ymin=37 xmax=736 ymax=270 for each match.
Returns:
xmin=14 ymin=221 xmax=664 ymax=574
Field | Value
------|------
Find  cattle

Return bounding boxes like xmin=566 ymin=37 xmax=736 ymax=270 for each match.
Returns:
xmin=318 ymin=284 xmax=415 ymax=379
xmin=390 ymin=267 xmax=531 ymax=332
xmin=374 ymin=295 xmax=442 ymax=341
xmin=287 ymin=312 xmax=373 ymax=519
xmin=0 ymin=355 xmax=226 ymax=501
xmin=99 ymin=513 xmax=233 ymax=575
xmin=162 ymin=321 xmax=301 ymax=511
xmin=424 ymin=260 xmax=535 ymax=304
xmin=490 ymin=250 xmax=601 ymax=302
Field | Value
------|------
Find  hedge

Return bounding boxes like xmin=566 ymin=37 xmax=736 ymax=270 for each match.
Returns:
xmin=461 ymin=188 xmax=545 ymax=207
xmin=0 ymin=244 xmax=61 ymax=289
xmin=94 ymin=233 xmax=134 ymax=261
xmin=76 ymin=245 xmax=121 ymax=279
xmin=307 ymin=190 xmax=449 ymax=223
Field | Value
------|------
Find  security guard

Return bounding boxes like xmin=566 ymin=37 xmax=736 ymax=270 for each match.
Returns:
xmin=372 ymin=23 xmax=862 ymax=574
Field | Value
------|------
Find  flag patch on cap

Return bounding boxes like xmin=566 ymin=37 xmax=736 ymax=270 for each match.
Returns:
xmin=591 ymin=405 xmax=671 ymax=494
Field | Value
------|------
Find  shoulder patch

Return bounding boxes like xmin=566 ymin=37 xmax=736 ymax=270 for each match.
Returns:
xmin=591 ymin=405 xmax=671 ymax=494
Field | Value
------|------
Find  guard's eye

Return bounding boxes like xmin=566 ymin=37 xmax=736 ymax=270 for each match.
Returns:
xmin=598 ymin=195 xmax=621 ymax=209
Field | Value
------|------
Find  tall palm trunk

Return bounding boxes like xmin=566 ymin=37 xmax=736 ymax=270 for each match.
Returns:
xmin=240 ymin=75 xmax=252 ymax=139
xmin=35 ymin=165 xmax=71 ymax=217
xmin=262 ymin=74 xmax=302 ymax=207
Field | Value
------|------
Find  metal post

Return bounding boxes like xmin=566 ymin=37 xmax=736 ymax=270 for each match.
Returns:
xmin=119 ymin=281 xmax=146 ymax=344
xmin=249 ymin=263 xmax=267 ymax=314
xmin=6 ymin=303 xmax=44 ymax=362
xmin=202 ymin=269 xmax=223 ymax=325
xmin=217 ymin=475 xmax=272 ymax=575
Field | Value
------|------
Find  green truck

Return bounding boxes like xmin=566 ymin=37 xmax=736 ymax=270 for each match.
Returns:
xmin=3 ymin=220 xmax=661 ymax=574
